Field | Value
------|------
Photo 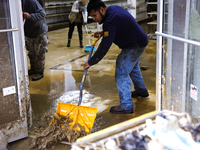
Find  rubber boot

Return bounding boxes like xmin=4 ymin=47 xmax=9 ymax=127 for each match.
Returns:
xmin=67 ymin=39 xmax=71 ymax=47
xmin=80 ymin=40 xmax=83 ymax=48
xmin=32 ymin=73 xmax=44 ymax=81
xmin=28 ymin=69 xmax=36 ymax=75
xmin=28 ymin=55 xmax=36 ymax=75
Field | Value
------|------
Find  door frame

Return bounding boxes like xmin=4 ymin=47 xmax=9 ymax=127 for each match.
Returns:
xmin=0 ymin=0 xmax=31 ymax=143
xmin=156 ymin=0 xmax=200 ymax=111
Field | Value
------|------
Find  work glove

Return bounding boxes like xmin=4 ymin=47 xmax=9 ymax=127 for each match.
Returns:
xmin=94 ymin=31 xmax=103 ymax=38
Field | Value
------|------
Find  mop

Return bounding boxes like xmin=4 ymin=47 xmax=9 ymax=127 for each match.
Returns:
xmin=84 ymin=24 xmax=97 ymax=52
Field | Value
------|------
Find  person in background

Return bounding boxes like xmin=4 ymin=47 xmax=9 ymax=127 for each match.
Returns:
xmin=67 ymin=0 xmax=88 ymax=48
xmin=84 ymin=0 xmax=149 ymax=114
xmin=22 ymin=0 xmax=49 ymax=81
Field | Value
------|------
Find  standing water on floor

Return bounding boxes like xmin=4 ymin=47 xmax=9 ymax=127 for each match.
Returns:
xmin=7 ymin=23 xmax=156 ymax=150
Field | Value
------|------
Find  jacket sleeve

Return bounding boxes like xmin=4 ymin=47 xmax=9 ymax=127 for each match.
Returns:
xmin=29 ymin=1 xmax=46 ymax=21
xmin=71 ymin=1 xmax=79 ymax=13
xmin=88 ymin=22 xmax=116 ymax=66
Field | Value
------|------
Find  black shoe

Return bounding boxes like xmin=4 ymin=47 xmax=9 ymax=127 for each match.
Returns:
xmin=110 ymin=105 xmax=134 ymax=114
xmin=28 ymin=69 xmax=35 ymax=75
xmin=67 ymin=39 xmax=71 ymax=47
xmin=80 ymin=41 xmax=83 ymax=48
xmin=32 ymin=73 xmax=44 ymax=81
xmin=131 ymin=90 xmax=149 ymax=98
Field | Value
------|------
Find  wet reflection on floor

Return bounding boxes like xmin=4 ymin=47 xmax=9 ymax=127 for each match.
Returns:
xmin=8 ymin=23 xmax=156 ymax=150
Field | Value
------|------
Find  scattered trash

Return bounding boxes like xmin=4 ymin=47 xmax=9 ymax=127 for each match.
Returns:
xmin=148 ymin=140 xmax=169 ymax=150
xmin=120 ymin=133 xmax=149 ymax=150
xmin=105 ymin=139 xmax=117 ymax=150
xmin=71 ymin=110 xmax=200 ymax=150
xmin=141 ymin=114 xmax=200 ymax=150
xmin=181 ymin=120 xmax=200 ymax=142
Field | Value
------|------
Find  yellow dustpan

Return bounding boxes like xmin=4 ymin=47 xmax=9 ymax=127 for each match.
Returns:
xmin=50 ymin=34 xmax=100 ymax=133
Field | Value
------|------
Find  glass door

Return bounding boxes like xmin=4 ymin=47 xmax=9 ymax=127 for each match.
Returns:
xmin=186 ymin=0 xmax=200 ymax=122
xmin=0 ymin=0 xmax=31 ymax=144
xmin=156 ymin=0 xmax=200 ymax=123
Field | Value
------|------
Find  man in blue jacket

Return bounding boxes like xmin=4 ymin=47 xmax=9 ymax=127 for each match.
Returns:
xmin=22 ymin=0 xmax=48 ymax=81
xmin=84 ymin=0 xmax=149 ymax=114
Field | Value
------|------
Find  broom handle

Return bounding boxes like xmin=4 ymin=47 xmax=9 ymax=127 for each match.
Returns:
xmin=78 ymin=45 xmax=94 ymax=106
xmin=85 ymin=25 xmax=91 ymax=45
xmin=82 ymin=12 xmax=91 ymax=45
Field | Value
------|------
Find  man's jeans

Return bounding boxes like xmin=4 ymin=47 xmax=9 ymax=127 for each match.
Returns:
xmin=115 ymin=47 xmax=147 ymax=110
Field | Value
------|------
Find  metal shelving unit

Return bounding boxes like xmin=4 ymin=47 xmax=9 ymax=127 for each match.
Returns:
xmin=147 ymin=0 xmax=157 ymax=39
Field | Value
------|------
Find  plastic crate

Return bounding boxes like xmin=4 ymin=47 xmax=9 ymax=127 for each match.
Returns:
xmin=71 ymin=110 xmax=192 ymax=150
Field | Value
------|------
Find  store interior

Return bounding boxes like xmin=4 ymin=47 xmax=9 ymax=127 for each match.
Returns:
xmin=1 ymin=0 xmax=200 ymax=150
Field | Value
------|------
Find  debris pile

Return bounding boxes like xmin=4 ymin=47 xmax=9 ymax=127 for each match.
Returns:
xmin=30 ymin=113 xmax=89 ymax=150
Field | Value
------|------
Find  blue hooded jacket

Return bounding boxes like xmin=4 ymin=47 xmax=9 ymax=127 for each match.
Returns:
xmin=22 ymin=0 xmax=48 ymax=38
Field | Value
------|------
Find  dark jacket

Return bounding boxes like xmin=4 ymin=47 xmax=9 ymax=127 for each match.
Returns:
xmin=88 ymin=5 xmax=148 ymax=66
xmin=22 ymin=0 xmax=48 ymax=38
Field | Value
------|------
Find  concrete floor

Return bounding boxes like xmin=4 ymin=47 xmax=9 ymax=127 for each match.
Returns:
xmin=7 ymin=22 xmax=156 ymax=150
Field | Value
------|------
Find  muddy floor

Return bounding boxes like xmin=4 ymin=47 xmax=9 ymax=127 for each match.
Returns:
xmin=7 ymin=22 xmax=156 ymax=150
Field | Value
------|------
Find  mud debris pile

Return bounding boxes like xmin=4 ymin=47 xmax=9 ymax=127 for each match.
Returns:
xmin=30 ymin=113 xmax=89 ymax=150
